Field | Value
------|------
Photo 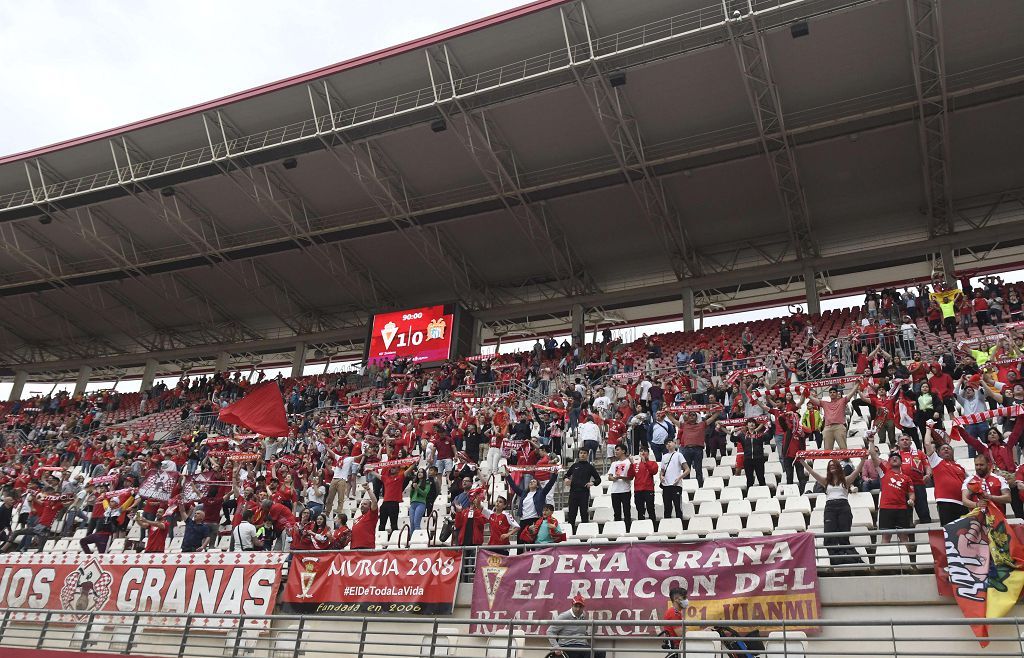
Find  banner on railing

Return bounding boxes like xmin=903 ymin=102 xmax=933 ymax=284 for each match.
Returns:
xmin=280 ymin=549 xmax=461 ymax=615
xmin=471 ymin=533 xmax=821 ymax=635
xmin=0 ymin=551 xmax=285 ymax=629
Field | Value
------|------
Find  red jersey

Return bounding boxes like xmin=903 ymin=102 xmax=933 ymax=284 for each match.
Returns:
xmin=929 ymin=456 xmax=966 ymax=504
xmin=676 ymin=423 xmax=705 ymax=448
xmin=878 ymin=462 xmax=913 ymax=510
xmin=381 ymin=469 xmax=407 ymax=503
xmin=963 ymin=473 xmax=1009 ymax=514
xmin=350 ymin=509 xmax=378 ymax=549
xmin=487 ymin=511 xmax=516 ymax=545
xmin=144 ymin=519 xmax=170 ymax=553
xmin=606 ymin=419 xmax=627 ymax=444
xmin=629 ymin=460 xmax=659 ymax=492
xmin=897 ymin=450 xmax=928 ymax=486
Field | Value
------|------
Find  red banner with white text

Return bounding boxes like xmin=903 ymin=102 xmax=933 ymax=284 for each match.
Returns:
xmin=0 ymin=552 xmax=285 ymax=629
xmin=280 ymin=550 xmax=461 ymax=615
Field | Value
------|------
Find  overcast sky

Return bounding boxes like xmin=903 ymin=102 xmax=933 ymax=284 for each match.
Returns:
xmin=0 ymin=0 xmax=526 ymax=157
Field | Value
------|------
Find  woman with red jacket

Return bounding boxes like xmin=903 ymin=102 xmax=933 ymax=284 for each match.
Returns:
xmin=454 ymin=497 xmax=488 ymax=546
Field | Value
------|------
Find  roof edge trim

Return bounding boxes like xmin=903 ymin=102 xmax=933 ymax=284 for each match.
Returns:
xmin=0 ymin=0 xmax=569 ymax=166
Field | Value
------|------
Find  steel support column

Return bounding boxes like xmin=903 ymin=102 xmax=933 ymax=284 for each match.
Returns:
xmin=140 ymin=359 xmax=158 ymax=392
xmin=74 ymin=366 xmax=92 ymax=397
xmin=8 ymin=370 xmax=28 ymax=402
xmin=681 ymin=288 xmax=696 ymax=333
xmin=571 ymin=303 xmax=586 ymax=348
xmin=803 ymin=267 xmax=821 ymax=315
xmin=723 ymin=0 xmax=819 ymax=259
xmin=940 ymin=244 xmax=957 ymax=287
xmin=906 ymin=0 xmax=954 ymax=237
xmin=214 ymin=352 xmax=230 ymax=375
xmin=291 ymin=343 xmax=307 ymax=379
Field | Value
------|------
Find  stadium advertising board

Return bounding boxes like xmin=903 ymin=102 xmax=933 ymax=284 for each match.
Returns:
xmin=471 ymin=533 xmax=820 ymax=634
xmin=366 ymin=305 xmax=454 ymax=365
xmin=280 ymin=549 xmax=461 ymax=615
xmin=0 ymin=552 xmax=284 ymax=629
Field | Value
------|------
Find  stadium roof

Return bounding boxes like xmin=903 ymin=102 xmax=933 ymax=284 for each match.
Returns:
xmin=1 ymin=0 xmax=1023 ymax=376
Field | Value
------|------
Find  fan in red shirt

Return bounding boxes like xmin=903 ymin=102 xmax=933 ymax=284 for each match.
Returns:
xmin=349 ymin=484 xmax=379 ymax=550
xmin=871 ymin=445 xmax=915 ymax=544
xmin=485 ymin=496 xmax=519 ymax=549
xmin=629 ymin=448 xmax=659 ymax=525
xmin=962 ymin=454 xmax=1010 ymax=515
xmin=135 ymin=506 xmax=171 ymax=553
xmin=924 ymin=429 xmax=967 ymax=525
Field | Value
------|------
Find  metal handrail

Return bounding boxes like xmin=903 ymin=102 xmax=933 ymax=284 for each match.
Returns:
xmin=4 ymin=608 xmax=1024 ymax=658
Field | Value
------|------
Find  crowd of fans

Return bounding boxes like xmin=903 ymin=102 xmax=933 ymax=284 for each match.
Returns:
xmin=0 ymin=276 xmax=1022 ymax=570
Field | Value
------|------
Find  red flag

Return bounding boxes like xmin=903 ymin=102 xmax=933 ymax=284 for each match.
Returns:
xmin=218 ymin=382 xmax=289 ymax=437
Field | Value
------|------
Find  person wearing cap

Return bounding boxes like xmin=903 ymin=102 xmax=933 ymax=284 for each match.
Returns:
xmin=547 ymin=595 xmax=605 ymax=658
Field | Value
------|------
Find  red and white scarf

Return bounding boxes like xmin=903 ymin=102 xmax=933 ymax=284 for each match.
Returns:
xmin=726 ymin=366 xmax=768 ymax=386
xmin=666 ymin=404 xmax=723 ymax=414
xmin=364 ymin=456 xmax=418 ymax=471
xmin=795 ymin=449 xmax=867 ymax=460
xmin=507 ymin=465 xmax=560 ymax=474
xmin=719 ymin=415 xmax=771 ymax=427
xmin=957 ymin=334 xmax=1006 ymax=350
xmin=951 ymin=404 xmax=1024 ymax=427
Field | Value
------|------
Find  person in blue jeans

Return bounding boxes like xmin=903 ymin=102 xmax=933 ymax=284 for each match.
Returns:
xmin=407 ymin=470 xmax=432 ymax=531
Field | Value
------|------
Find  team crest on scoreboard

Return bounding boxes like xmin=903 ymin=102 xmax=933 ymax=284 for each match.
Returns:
xmin=426 ymin=317 xmax=447 ymax=340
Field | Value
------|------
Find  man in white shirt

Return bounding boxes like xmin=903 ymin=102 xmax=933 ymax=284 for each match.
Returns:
xmin=606 ymin=444 xmax=633 ymax=531
xmin=233 ymin=508 xmax=259 ymax=550
xmin=578 ymin=414 xmax=604 ymax=463
xmin=638 ymin=377 xmax=653 ymax=410
xmin=648 ymin=410 xmax=674 ymax=462
xmin=659 ymin=440 xmax=690 ymax=520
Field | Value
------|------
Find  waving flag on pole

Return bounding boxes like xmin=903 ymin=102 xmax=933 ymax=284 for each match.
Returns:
xmin=218 ymin=382 xmax=289 ymax=437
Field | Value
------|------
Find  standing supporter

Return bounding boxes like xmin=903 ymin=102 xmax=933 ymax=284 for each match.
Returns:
xmin=954 ymin=378 xmax=990 ymax=456
xmin=962 ymin=454 xmax=1011 ymax=514
xmin=454 ymin=497 xmax=487 ymax=546
xmin=563 ymin=449 xmax=601 ymax=529
xmin=605 ymin=443 xmax=633 ymax=531
xmin=668 ymin=409 xmax=720 ymax=486
xmin=893 ymin=433 xmax=932 ymax=524
xmin=658 ymin=440 xmax=689 ymax=521
xmin=180 ymin=508 xmax=212 ymax=553
xmin=779 ymin=412 xmax=808 ymax=490
xmin=577 ymin=413 xmax=603 ymax=463
xmin=870 ymin=446 xmax=915 ymax=545
xmin=135 ymin=506 xmax=171 ymax=553
xmin=485 ymin=496 xmax=519 ymax=551
xmin=349 ymin=484 xmax=379 ymax=550
xmin=800 ymin=458 xmax=864 ymax=565
xmin=523 ymin=504 xmax=565 ymax=545
xmin=731 ymin=418 xmax=772 ymax=489
xmin=630 ymin=448 xmax=659 ymax=527
xmin=923 ymin=428 xmax=967 ymax=525
xmin=231 ymin=508 xmax=259 ymax=551
xmin=504 ymin=467 xmax=558 ymax=542
xmin=407 ymin=469 xmax=433 ymax=531
xmin=377 ymin=463 xmax=414 ymax=534
xmin=808 ymin=384 xmax=859 ymax=450
xmin=648 ymin=410 xmax=674 ymax=462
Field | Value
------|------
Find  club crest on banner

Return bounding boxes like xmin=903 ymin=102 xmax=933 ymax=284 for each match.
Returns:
xmin=297 ymin=556 xmax=320 ymax=599
xmin=479 ymin=554 xmax=509 ymax=609
xmin=59 ymin=558 xmax=113 ymax=618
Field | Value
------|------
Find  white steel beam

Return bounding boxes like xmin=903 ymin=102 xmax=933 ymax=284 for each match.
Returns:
xmin=723 ymin=0 xmax=818 ymax=260
xmin=424 ymin=47 xmax=599 ymax=298
xmin=560 ymin=1 xmax=703 ymax=280
xmin=304 ymin=84 xmax=493 ymax=309
xmin=906 ymin=0 xmax=954 ymax=237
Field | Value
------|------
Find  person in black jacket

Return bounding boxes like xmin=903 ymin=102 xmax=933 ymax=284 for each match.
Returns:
xmin=563 ymin=449 xmax=602 ymax=529
xmin=731 ymin=418 xmax=772 ymax=489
